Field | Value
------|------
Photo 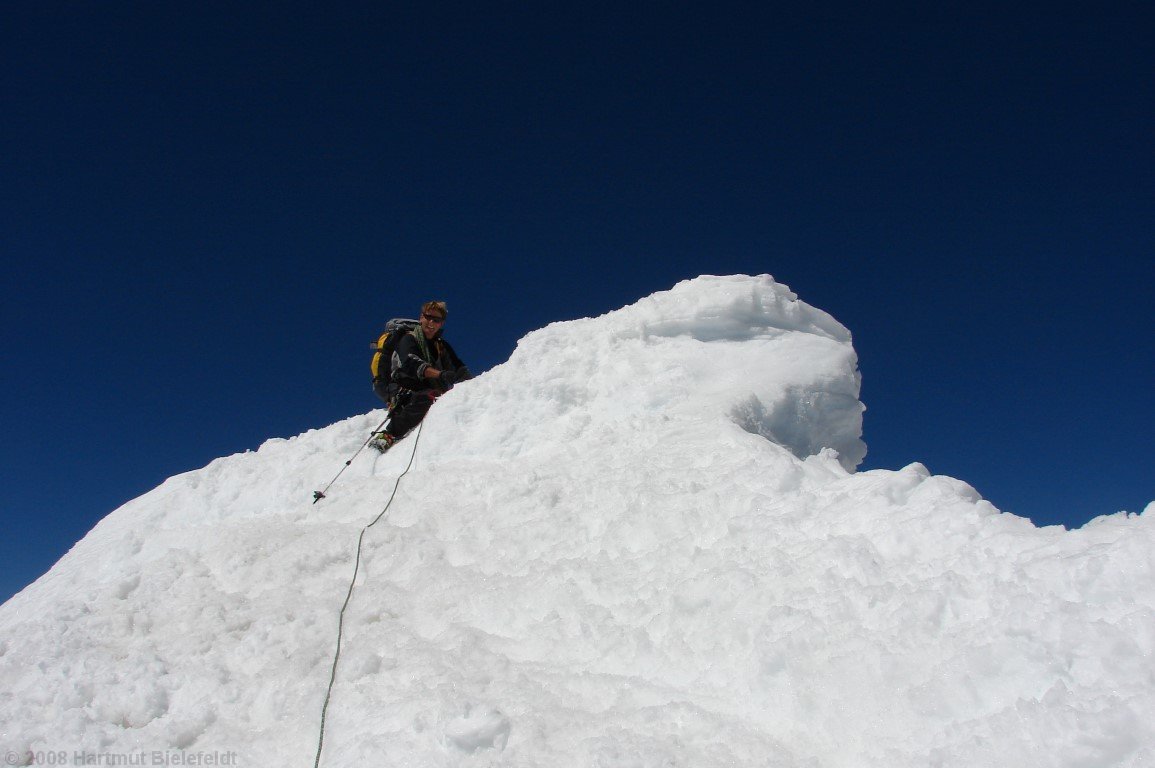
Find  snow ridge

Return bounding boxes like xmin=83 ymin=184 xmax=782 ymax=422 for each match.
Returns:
xmin=1 ymin=275 xmax=1152 ymax=768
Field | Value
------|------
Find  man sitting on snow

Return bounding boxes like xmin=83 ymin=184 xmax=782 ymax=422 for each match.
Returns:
xmin=371 ymin=301 xmax=471 ymax=452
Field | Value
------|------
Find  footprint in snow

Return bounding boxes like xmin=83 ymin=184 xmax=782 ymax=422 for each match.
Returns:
xmin=444 ymin=705 xmax=511 ymax=753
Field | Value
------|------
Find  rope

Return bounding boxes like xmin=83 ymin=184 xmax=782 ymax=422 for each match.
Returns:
xmin=312 ymin=420 xmax=424 ymax=768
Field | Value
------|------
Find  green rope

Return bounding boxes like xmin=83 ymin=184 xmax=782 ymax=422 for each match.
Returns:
xmin=313 ymin=420 xmax=424 ymax=768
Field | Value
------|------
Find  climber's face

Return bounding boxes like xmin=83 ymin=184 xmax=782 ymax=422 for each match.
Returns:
xmin=420 ymin=311 xmax=445 ymax=339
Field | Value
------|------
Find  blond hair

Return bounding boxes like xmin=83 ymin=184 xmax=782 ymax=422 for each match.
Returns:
xmin=422 ymin=300 xmax=447 ymax=318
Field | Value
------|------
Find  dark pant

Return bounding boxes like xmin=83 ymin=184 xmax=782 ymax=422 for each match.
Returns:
xmin=382 ymin=388 xmax=439 ymax=439
xmin=390 ymin=390 xmax=438 ymax=436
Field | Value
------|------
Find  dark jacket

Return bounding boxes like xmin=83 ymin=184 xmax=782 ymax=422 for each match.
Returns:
xmin=390 ymin=329 xmax=466 ymax=392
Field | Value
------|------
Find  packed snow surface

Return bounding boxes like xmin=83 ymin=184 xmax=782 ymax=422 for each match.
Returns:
xmin=1 ymin=275 xmax=1152 ymax=767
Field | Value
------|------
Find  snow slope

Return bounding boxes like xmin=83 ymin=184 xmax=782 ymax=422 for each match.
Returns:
xmin=1 ymin=275 xmax=1152 ymax=767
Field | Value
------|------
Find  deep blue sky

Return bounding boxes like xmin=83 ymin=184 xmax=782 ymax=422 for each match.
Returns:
xmin=3 ymin=2 xmax=1151 ymax=604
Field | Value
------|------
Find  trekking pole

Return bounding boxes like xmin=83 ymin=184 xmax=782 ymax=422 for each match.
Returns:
xmin=312 ymin=416 xmax=389 ymax=503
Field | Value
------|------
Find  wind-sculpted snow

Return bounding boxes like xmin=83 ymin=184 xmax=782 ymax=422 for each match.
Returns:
xmin=424 ymin=275 xmax=866 ymax=471
xmin=1 ymin=275 xmax=1152 ymax=768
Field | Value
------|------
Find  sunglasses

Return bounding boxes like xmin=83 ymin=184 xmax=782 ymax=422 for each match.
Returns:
xmin=421 ymin=314 xmax=445 ymax=323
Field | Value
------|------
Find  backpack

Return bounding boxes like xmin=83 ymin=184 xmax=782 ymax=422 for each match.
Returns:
xmin=370 ymin=318 xmax=420 ymax=382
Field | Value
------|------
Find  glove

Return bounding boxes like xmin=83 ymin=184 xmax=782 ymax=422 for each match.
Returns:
xmin=439 ymin=370 xmax=458 ymax=390
xmin=456 ymin=366 xmax=473 ymax=381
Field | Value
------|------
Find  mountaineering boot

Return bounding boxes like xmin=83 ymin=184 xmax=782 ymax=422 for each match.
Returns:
xmin=369 ymin=431 xmax=396 ymax=453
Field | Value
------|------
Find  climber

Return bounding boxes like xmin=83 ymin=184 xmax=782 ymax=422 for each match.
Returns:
xmin=370 ymin=301 xmax=471 ymax=452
